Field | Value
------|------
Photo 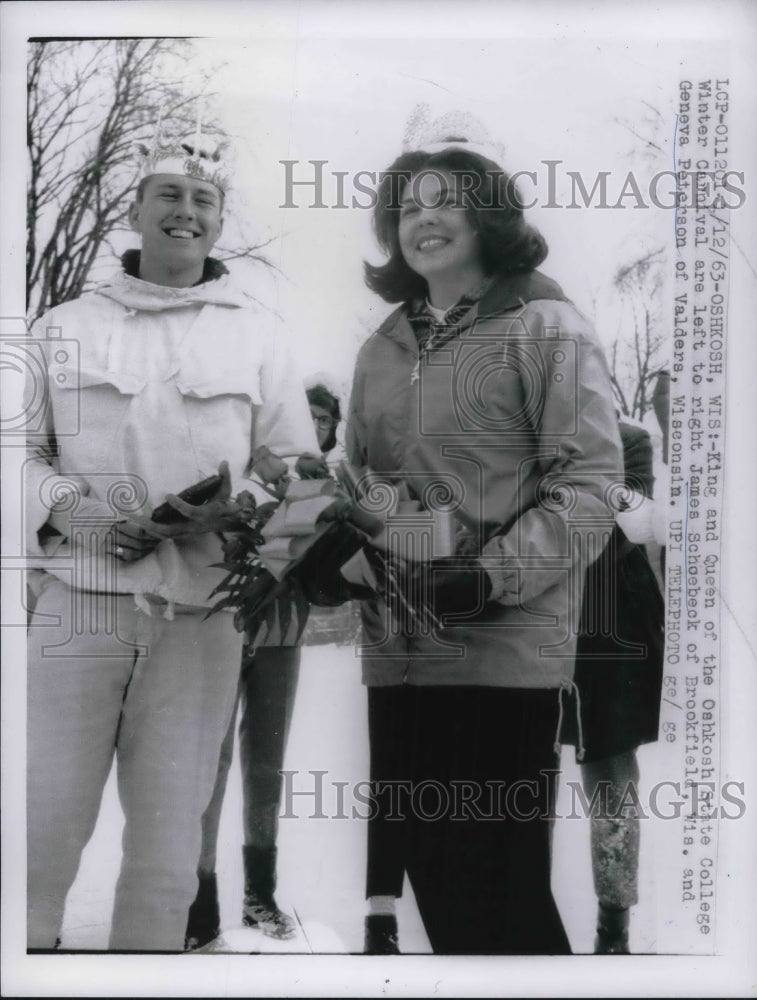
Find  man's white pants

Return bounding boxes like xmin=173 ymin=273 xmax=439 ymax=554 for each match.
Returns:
xmin=27 ymin=576 xmax=242 ymax=951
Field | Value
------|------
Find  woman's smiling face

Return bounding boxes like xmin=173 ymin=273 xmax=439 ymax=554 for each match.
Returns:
xmin=397 ymin=169 xmax=483 ymax=288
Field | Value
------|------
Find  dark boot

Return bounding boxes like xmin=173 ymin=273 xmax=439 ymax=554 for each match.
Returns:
xmin=594 ymin=903 xmax=630 ymax=954
xmin=364 ymin=914 xmax=400 ymax=955
xmin=184 ymin=873 xmax=221 ymax=951
xmin=242 ymin=845 xmax=296 ymax=940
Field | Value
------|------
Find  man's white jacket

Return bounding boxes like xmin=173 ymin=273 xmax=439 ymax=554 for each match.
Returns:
xmin=25 ymin=265 xmax=319 ymax=611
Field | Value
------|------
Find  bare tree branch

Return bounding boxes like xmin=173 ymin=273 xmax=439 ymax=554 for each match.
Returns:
xmin=609 ymin=246 xmax=667 ymax=420
xmin=27 ymin=39 xmax=271 ymax=321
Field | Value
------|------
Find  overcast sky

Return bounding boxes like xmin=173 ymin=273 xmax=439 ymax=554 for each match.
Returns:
xmin=5 ymin=4 xmax=733 ymax=395
xmin=3 ymin=4 xmax=757 ymax=999
xmin=196 ymin=30 xmax=691 ymax=389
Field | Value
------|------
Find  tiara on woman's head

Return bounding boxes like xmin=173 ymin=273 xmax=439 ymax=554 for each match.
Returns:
xmin=401 ymin=103 xmax=506 ymax=165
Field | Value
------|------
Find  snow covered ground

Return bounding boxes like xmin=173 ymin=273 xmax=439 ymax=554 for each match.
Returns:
xmin=59 ymin=642 xmax=665 ymax=955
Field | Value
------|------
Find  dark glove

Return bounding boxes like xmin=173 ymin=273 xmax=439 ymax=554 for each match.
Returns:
xmin=409 ymin=556 xmax=493 ymax=620
xmin=297 ymin=524 xmax=371 ymax=606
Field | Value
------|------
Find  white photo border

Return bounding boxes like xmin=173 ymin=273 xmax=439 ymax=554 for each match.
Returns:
xmin=2 ymin=1 xmax=756 ymax=996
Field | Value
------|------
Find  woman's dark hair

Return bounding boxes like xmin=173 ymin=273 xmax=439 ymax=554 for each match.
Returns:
xmin=364 ymin=148 xmax=548 ymax=303
xmin=307 ymin=384 xmax=341 ymax=453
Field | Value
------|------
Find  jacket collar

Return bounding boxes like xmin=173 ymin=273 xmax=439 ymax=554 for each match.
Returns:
xmin=94 ymin=251 xmax=250 ymax=311
xmin=376 ymin=304 xmax=417 ymax=354
xmin=477 ymin=269 xmax=568 ymax=317
xmin=120 ymin=249 xmax=229 ymax=284
xmin=376 ymin=269 xmax=568 ymax=351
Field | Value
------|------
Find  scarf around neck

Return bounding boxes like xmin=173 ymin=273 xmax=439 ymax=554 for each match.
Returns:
xmin=407 ymin=276 xmax=495 ymax=354
xmin=120 ymin=249 xmax=229 ymax=284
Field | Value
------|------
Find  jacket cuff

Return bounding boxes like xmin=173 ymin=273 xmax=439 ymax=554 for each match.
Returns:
xmin=477 ymin=542 xmax=519 ymax=604
xmin=615 ymin=494 xmax=655 ymax=544
xmin=652 ymin=499 xmax=668 ymax=547
xmin=48 ymin=495 xmax=117 ymax=540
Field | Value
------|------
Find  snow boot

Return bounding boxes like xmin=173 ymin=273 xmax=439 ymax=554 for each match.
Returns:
xmin=242 ymin=845 xmax=296 ymax=940
xmin=184 ymin=872 xmax=221 ymax=951
xmin=594 ymin=903 xmax=630 ymax=954
xmin=364 ymin=913 xmax=400 ymax=955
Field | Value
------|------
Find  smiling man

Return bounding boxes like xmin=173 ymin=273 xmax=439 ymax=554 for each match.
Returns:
xmin=24 ymin=129 xmax=318 ymax=952
xmin=129 ymin=172 xmax=225 ymax=286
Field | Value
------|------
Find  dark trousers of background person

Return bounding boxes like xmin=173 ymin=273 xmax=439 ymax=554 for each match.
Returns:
xmin=197 ymin=646 xmax=301 ymax=872
xmin=366 ymin=685 xmax=571 ymax=955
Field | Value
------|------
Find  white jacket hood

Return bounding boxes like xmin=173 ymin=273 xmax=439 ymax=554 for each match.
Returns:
xmin=94 ymin=252 xmax=252 ymax=312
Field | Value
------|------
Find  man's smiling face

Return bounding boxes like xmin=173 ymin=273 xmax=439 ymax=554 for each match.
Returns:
xmin=128 ymin=174 xmax=224 ymax=286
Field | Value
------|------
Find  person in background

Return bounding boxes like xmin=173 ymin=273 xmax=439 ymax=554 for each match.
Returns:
xmin=346 ymin=109 xmax=622 ymax=955
xmin=25 ymin=124 xmax=317 ymax=952
xmin=307 ymin=382 xmax=343 ymax=459
xmin=186 ymin=647 xmax=304 ymax=947
xmin=184 ymin=383 xmax=344 ymax=949
xmin=562 ymin=415 xmax=665 ymax=953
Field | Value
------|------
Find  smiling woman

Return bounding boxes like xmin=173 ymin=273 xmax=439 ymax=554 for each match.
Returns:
xmin=348 ymin=116 xmax=622 ymax=956
xmin=365 ymin=146 xmax=547 ymax=306
xmin=398 ymin=170 xmax=485 ymax=309
xmin=128 ymin=174 xmax=224 ymax=287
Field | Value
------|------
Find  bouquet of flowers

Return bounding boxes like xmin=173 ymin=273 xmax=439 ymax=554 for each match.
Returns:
xmin=207 ymin=447 xmax=441 ymax=647
xmin=206 ymin=448 xmax=356 ymax=646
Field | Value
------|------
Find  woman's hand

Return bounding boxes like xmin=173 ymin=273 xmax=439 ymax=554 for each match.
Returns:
xmin=363 ymin=499 xmax=428 ymax=563
xmin=367 ymin=522 xmax=427 ymax=562
xmin=408 ymin=556 xmax=493 ymax=618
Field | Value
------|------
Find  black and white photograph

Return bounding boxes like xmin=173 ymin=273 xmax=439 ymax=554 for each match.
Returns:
xmin=2 ymin=1 xmax=756 ymax=996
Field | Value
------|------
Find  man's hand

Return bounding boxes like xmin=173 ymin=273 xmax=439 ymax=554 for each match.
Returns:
xmin=147 ymin=461 xmax=238 ymax=537
xmin=104 ymin=518 xmax=164 ymax=563
xmin=108 ymin=463 xmax=239 ymax=561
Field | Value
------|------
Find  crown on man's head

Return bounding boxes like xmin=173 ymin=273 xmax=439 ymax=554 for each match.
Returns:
xmin=136 ymin=104 xmax=232 ymax=193
xmin=402 ymin=103 xmax=506 ymax=167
